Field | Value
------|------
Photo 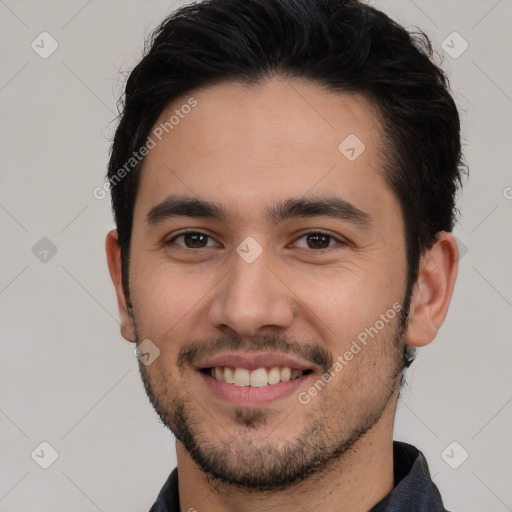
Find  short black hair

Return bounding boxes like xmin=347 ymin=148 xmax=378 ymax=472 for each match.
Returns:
xmin=107 ymin=0 xmax=466 ymax=367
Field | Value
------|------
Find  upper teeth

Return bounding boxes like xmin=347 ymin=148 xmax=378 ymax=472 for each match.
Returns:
xmin=210 ymin=367 xmax=304 ymax=387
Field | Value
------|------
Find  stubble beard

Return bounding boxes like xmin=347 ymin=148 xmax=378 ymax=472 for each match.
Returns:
xmin=135 ymin=312 xmax=408 ymax=491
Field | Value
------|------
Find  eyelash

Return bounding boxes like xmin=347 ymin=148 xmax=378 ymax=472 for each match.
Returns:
xmin=165 ymin=230 xmax=347 ymax=251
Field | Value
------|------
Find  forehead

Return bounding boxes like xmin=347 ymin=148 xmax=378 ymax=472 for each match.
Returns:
xmin=133 ymin=78 xmax=399 ymax=228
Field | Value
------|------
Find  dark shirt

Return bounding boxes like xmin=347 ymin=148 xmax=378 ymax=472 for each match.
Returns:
xmin=149 ymin=441 xmax=450 ymax=511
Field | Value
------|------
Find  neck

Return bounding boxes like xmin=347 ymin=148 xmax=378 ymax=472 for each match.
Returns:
xmin=177 ymin=396 xmax=397 ymax=512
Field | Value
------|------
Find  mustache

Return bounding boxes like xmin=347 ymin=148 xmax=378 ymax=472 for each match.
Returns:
xmin=176 ymin=333 xmax=332 ymax=372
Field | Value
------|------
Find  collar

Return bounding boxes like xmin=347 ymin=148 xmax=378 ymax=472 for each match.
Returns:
xmin=370 ymin=441 xmax=449 ymax=511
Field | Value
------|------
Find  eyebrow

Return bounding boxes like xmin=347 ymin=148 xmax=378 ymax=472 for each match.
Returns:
xmin=145 ymin=194 xmax=372 ymax=229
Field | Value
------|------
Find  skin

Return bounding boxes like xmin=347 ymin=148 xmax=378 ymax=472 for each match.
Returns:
xmin=106 ymin=78 xmax=459 ymax=512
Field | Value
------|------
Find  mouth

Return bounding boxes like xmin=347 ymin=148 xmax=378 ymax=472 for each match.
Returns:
xmin=200 ymin=366 xmax=313 ymax=387
xmin=195 ymin=353 xmax=316 ymax=405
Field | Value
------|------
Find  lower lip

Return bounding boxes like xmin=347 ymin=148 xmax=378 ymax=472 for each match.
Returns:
xmin=200 ymin=371 xmax=309 ymax=405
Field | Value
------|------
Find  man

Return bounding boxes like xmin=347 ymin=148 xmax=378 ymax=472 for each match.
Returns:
xmin=105 ymin=0 xmax=464 ymax=510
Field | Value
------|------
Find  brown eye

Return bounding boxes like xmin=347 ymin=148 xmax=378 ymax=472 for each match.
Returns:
xmin=292 ymin=231 xmax=342 ymax=250
xmin=183 ymin=233 xmax=208 ymax=248
xmin=306 ymin=233 xmax=331 ymax=249
xmin=167 ymin=231 xmax=218 ymax=249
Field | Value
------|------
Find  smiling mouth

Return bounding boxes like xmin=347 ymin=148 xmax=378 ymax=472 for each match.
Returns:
xmin=200 ymin=366 xmax=314 ymax=387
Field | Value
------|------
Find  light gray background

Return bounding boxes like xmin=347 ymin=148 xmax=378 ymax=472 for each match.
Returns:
xmin=1 ymin=0 xmax=511 ymax=510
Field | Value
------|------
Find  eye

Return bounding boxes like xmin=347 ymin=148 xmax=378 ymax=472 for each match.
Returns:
xmin=166 ymin=231 xmax=220 ymax=249
xmin=165 ymin=230 xmax=346 ymax=251
xmin=291 ymin=231 xmax=345 ymax=250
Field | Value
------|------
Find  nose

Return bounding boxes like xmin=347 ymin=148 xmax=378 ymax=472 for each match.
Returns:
xmin=208 ymin=251 xmax=295 ymax=337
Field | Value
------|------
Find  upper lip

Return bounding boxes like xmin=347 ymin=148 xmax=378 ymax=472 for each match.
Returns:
xmin=196 ymin=352 xmax=315 ymax=371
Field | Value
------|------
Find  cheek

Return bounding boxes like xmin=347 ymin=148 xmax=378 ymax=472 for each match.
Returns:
xmin=291 ymin=263 xmax=403 ymax=351
xmin=129 ymin=257 xmax=218 ymax=342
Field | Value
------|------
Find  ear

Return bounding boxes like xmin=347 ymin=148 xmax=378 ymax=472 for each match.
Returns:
xmin=105 ymin=230 xmax=136 ymax=342
xmin=406 ymin=231 xmax=459 ymax=347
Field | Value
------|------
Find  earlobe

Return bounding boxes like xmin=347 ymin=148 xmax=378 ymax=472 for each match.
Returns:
xmin=105 ymin=229 xmax=136 ymax=342
xmin=405 ymin=232 xmax=459 ymax=348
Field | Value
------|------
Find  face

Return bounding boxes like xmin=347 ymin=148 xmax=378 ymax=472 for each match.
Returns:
xmin=126 ymin=78 xmax=409 ymax=489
